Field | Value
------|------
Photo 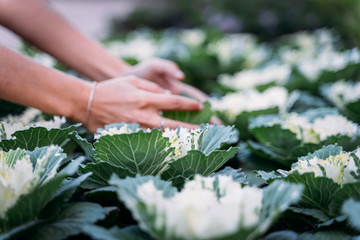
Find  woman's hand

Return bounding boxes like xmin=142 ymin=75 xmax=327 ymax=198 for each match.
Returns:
xmin=124 ymin=58 xmax=208 ymax=102
xmin=85 ymin=76 xmax=204 ymax=133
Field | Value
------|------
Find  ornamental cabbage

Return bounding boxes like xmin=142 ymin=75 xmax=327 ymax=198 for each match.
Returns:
xmin=248 ymin=108 xmax=360 ymax=166
xmin=290 ymin=148 xmax=359 ymax=185
xmin=110 ymin=174 xmax=303 ymax=240
xmin=278 ymin=113 xmax=358 ymax=144
xmin=0 ymin=146 xmax=65 ymax=219
xmin=81 ymin=123 xmax=238 ymax=188
xmin=0 ymin=115 xmax=65 ymax=141
xmin=218 ymin=64 xmax=290 ymax=91
xmin=322 ymin=80 xmax=360 ymax=123
xmin=211 ymin=87 xmax=288 ymax=122
xmin=257 ymin=145 xmax=360 ymax=220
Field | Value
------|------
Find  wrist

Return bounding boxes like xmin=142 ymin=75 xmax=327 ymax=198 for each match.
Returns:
xmin=65 ymin=78 xmax=92 ymax=125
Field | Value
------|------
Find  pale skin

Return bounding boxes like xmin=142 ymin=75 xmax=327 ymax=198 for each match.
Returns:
xmin=0 ymin=0 xmax=217 ymax=132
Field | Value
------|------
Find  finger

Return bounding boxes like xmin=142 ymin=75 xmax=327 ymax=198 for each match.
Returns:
xmin=129 ymin=77 xmax=165 ymax=93
xmin=210 ymin=116 xmax=223 ymax=125
xmin=169 ymin=70 xmax=185 ymax=81
xmin=171 ymin=81 xmax=208 ymax=102
xmin=152 ymin=58 xmax=185 ymax=81
xmin=147 ymin=93 xmax=204 ymax=111
xmin=146 ymin=116 xmax=199 ymax=130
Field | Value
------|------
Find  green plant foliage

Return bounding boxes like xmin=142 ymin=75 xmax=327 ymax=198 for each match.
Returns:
xmin=78 ymin=123 xmax=238 ymax=188
xmin=217 ymin=108 xmax=279 ymax=140
xmin=0 ymin=150 xmax=99 ymax=240
xmin=163 ymin=102 xmax=212 ymax=124
xmin=82 ymin=225 xmax=152 ymax=240
xmin=257 ymin=145 xmax=360 ymax=227
xmin=342 ymin=198 xmax=360 ymax=231
xmin=248 ymin=109 xmax=360 ymax=167
xmin=28 ymin=202 xmax=106 ymax=240
xmin=0 ymin=124 xmax=80 ymax=151
xmin=110 ymin=175 xmax=303 ymax=240
xmin=210 ymin=166 xmax=248 ymax=184
xmin=161 ymin=148 xmax=238 ymax=186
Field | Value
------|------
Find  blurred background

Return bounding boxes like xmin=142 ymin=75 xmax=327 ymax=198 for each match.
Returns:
xmin=1 ymin=0 xmax=360 ymax=95
xmin=0 ymin=0 xmax=149 ymax=49
xmin=110 ymin=0 xmax=360 ymax=47
xmin=1 ymin=0 xmax=360 ymax=48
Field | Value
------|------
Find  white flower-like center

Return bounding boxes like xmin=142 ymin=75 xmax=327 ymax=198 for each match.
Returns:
xmin=136 ymin=175 xmax=263 ymax=239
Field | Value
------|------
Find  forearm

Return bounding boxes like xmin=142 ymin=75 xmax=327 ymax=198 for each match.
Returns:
xmin=0 ymin=45 xmax=90 ymax=123
xmin=0 ymin=0 xmax=129 ymax=81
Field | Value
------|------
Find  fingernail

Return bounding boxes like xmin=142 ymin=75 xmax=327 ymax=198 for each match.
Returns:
xmin=173 ymin=70 xmax=185 ymax=79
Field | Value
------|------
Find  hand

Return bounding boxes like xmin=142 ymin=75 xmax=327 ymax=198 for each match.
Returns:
xmin=124 ymin=58 xmax=208 ymax=102
xmin=85 ymin=76 xmax=204 ymax=133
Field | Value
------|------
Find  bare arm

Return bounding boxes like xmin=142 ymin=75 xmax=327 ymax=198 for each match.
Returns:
xmin=0 ymin=0 xmax=130 ymax=81
xmin=0 ymin=45 xmax=90 ymax=122
xmin=0 ymin=0 xmax=209 ymax=108
xmin=0 ymin=46 xmax=203 ymax=132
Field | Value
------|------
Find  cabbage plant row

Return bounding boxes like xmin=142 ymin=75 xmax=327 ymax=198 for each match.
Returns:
xmin=1 ymin=28 xmax=360 ymax=240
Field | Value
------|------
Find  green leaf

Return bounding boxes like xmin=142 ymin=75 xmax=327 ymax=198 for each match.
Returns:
xmin=256 ymin=170 xmax=288 ymax=182
xmin=161 ymin=147 xmax=238 ymax=187
xmin=316 ymin=215 xmax=347 ymax=228
xmin=248 ymin=114 xmax=279 ymax=129
xmin=110 ymin=176 xmax=176 ymax=239
xmin=297 ymin=144 xmax=343 ymax=162
xmin=80 ymin=162 xmax=135 ymax=187
xmin=288 ymin=207 xmax=330 ymax=223
xmin=247 ymin=112 xmax=359 ymax=166
xmin=286 ymin=172 xmax=339 ymax=215
xmin=110 ymin=175 xmax=177 ymax=239
xmin=163 ymin=101 xmax=212 ymax=124
xmin=30 ymin=202 xmax=106 ymax=240
xmin=28 ymin=146 xmax=67 ymax=184
xmin=210 ymin=166 xmax=248 ymax=184
xmin=4 ymin=174 xmax=65 ymax=229
xmin=246 ymin=140 xmax=283 ymax=159
xmin=200 ymin=124 xmax=238 ymax=155
xmin=85 ymin=186 xmax=119 ymax=203
xmin=0 ymin=220 xmax=42 ymax=240
xmin=3 ymin=157 xmax=84 ymax=229
xmin=94 ymin=130 xmax=173 ymax=175
xmin=287 ymin=90 xmax=329 ymax=113
xmin=288 ymin=143 xmax=323 ymax=160
xmin=246 ymin=140 xmax=295 ymax=167
xmin=0 ymin=124 xmax=80 ymax=151
xmin=298 ymin=231 xmax=352 ymax=240
xmin=40 ymin=171 xmax=92 ymax=220
xmin=217 ymin=107 xmax=279 ymax=140
xmin=58 ymin=157 xmax=84 ymax=176
xmin=344 ymin=100 xmax=360 ymax=123
xmin=80 ymin=177 xmax=107 ymax=190
xmin=255 ymin=180 xmax=303 ymax=238
xmin=70 ymin=132 xmax=95 ymax=161
xmin=0 ymin=148 xmax=26 ymax=167
xmin=328 ymin=182 xmax=360 ymax=216
xmin=82 ymin=225 xmax=152 ymax=240
xmin=321 ymin=135 xmax=360 ymax=152
xmin=342 ymin=198 xmax=360 ymax=231
xmin=250 ymin=125 xmax=301 ymax=155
